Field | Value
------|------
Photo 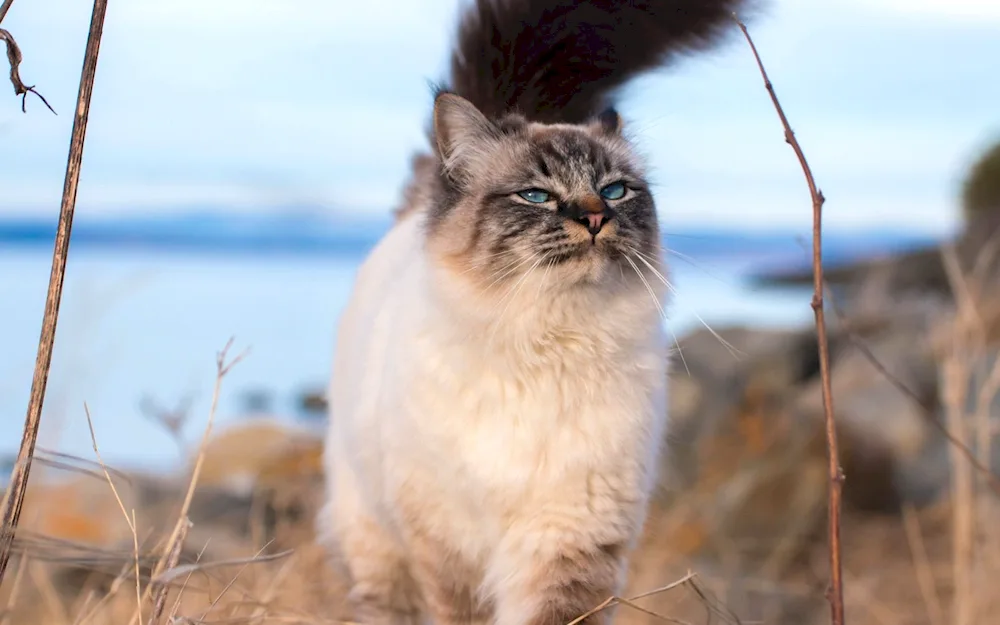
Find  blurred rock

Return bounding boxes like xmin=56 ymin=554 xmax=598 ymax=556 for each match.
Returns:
xmin=186 ymin=417 xmax=321 ymax=497
xmin=179 ymin=417 xmax=325 ymax=554
xmin=792 ymin=316 xmax=944 ymax=506
xmin=251 ymin=435 xmax=325 ymax=552
xmin=295 ymin=386 xmax=329 ymax=419
xmin=19 ymin=473 xmax=141 ymax=548
xmin=752 ymin=210 xmax=1000 ymax=341
xmin=624 ymin=317 xmax=944 ymax=623
xmin=660 ymin=325 xmax=837 ymax=499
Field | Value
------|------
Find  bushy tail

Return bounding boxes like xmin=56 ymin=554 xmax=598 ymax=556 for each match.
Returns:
xmin=448 ymin=0 xmax=754 ymax=124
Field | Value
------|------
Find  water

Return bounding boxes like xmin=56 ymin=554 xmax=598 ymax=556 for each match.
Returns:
xmin=0 ymin=234 xmax=854 ymax=475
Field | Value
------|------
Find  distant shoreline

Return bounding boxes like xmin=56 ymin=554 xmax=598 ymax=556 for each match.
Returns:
xmin=0 ymin=212 xmax=941 ymax=278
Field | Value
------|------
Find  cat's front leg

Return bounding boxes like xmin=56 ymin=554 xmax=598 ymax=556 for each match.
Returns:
xmin=407 ymin=534 xmax=492 ymax=625
xmin=487 ymin=529 xmax=629 ymax=625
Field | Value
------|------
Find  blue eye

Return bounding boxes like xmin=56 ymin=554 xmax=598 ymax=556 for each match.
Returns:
xmin=600 ymin=182 xmax=627 ymax=200
xmin=517 ymin=189 xmax=551 ymax=203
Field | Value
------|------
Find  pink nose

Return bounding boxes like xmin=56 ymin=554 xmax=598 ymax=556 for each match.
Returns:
xmin=582 ymin=212 xmax=609 ymax=235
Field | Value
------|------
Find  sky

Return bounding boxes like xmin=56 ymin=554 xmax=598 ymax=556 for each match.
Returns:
xmin=1 ymin=0 xmax=999 ymax=233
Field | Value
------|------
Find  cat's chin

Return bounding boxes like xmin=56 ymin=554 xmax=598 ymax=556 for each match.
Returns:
xmin=555 ymin=245 xmax=629 ymax=287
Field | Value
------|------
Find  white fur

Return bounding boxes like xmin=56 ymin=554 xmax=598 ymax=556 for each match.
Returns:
xmin=319 ymin=209 xmax=670 ymax=624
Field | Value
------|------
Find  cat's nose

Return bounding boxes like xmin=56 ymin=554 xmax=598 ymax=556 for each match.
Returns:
xmin=563 ymin=195 xmax=614 ymax=236
xmin=577 ymin=211 xmax=611 ymax=235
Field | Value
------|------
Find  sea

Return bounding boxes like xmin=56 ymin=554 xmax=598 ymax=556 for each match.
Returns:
xmin=0 ymin=209 xmax=939 ymax=477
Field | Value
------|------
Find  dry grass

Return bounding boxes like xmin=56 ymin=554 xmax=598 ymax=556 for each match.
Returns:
xmin=0 ymin=545 xmax=347 ymax=625
xmin=0 ymin=340 xmax=350 ymax=625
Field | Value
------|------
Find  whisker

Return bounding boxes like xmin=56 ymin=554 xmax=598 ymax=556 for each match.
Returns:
xmin=535 ymin=256 xmax=556 ymax=301
xmin=462 ymin=247 xmax=521 ymax=271
xmin=489 ymin=253 xmax=548 ymax=344
xmin=483 ymin=253 xmax=537 ymax=291
xmin=466 ymin=249 xmax=520 ymax=277
xmin=661 ymin=247 xmax=740 ymax=288
xmin=629 ymin=247 xmax=743 ymax=362
xmin=495 ymin=253 xmax=547 ymax=320
xmin=623 ymin=253 xmax=690 ymax=376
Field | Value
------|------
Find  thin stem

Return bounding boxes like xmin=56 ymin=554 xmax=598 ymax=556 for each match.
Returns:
xmin=733 ymin=14 xmax=845 ymax=625
xmin=0 ymin=0 xmax=110 ymax=586
xmin=0 ymin=0 xmax=14 ymax=24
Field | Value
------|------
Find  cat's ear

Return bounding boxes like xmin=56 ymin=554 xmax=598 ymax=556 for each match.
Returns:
xmin=433 ymin=92 xmax=497 ymax=179
xmin=594 ymin=107 xmax=623 ymax=136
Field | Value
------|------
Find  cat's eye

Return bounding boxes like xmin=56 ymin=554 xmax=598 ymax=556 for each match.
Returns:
xmin=600 ymin=182 xmax=627 ymax=200
xmin=517 ymin=189 xmax=551 ymax=203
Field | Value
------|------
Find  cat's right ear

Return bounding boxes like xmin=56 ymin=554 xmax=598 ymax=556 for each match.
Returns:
xmin=594 ymin=107 xmax=623 ymax=136
xmin=433 ymin=92 xmax=497 ymax=181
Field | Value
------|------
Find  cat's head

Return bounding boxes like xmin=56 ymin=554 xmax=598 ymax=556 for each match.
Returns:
xmin=424 ymin=91 xmax=662 ymax=293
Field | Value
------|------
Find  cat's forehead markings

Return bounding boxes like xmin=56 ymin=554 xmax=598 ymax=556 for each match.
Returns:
xmin=531 ymin=130 xmax=602 ymax=169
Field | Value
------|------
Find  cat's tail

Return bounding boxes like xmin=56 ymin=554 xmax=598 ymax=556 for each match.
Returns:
xmin=447 ymin=0 xmax=755 ymax=124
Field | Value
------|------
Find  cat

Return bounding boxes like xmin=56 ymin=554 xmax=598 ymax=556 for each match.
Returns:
xmin=317 ymin=1 xmax=750 ymax=624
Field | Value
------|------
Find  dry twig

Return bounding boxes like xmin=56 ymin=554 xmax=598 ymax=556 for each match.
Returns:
xmin=0 ymin=0 xmax=109 ymax=586
xmin=0 ymin=549 xmax=28 ymax=625
xmin=147 ymin=516 xmax=190 ymax=625
xmin=130 ymin=339 xmax=248 ymax=625
xmin=733 ymin=14 xmax=845 ymax=625
xmin=941 ymin=245 xmax=988 ymax=625
xmin=0 ymin=0 xmax=56 ymax=113
xmin=84 ymin=404 xmax=144 ymax=623
xmin=139 ymin=393 xmax=194 ymax=454
xmin=565 ymin=572 xmax=703 ymax=625
xmin=901 ymin=504 xmax=945 ymax=625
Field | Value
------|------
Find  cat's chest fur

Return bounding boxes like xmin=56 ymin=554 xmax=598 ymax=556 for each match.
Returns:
xmin=330 ymin=212 xmax=668 ymax=546
xmin=400 ymin=317 xmax=666 ymax=492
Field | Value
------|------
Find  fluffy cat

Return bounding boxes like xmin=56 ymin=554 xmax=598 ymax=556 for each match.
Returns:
xmin=318 ymin=1 xmax=749 ymax=624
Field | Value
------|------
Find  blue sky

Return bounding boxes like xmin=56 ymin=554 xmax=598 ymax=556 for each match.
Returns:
xmin=1 ymin=0 xmax=998 ymax=233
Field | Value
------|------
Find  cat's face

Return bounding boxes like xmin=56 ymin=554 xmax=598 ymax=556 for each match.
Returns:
xmin=426 ymin=93 xmax=662 ymax=293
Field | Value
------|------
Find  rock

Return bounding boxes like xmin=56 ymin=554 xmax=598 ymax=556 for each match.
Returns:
xmin=185 ymin=417 xmax=322 ymax=497
xmin=251 ymin=434 xmax=325 ymax=553
xmin=624 ymin=320 xmax=930 ymax=624
xmin=18 ymin=474 xmax=140 ymax=547
xmin=791 ymin=316 xmax=944 ymax=506
xmin=751 ymin=213 xmax=1000 ymax=331
xmin=660 ymin=322 xmax=858 ymax=499
xmin=296 ymin=387 xmax=329 ymax=418
xmin=660 ymin=324 xmax=833 ymax=499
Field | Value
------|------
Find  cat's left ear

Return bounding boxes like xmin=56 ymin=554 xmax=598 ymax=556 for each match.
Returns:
xmin=433 ymin=92 xmax=498 ymax=180
xmin=594 ymin=107 xmax=623 ymax=136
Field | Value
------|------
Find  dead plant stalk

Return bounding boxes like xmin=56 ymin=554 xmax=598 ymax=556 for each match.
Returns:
xmin=0 ymin=0 xmax=57 ymax=112
xmin=733 ymin=15 xmax=845 ymax=625
xmin=0 ymin=0 xmax=110 ymax=587
xmin=0 ymin=0 xmax=14 ymax=22
xmin=129 ymin=339 xmax=247 ymax=625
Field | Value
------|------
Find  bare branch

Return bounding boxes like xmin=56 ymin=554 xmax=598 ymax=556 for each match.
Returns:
xmin=0 ymin=0 xmax=109 ymax=586
xmin=733 ymin=14 xmax=845 ymax=625
xmin=0 ymin=0 xmax=14 ymax=23
xmin=0 ymin=27 xmax=56 ymax=114
xmin=84 ymin=403 xmax=144 ymax=624
xmin=147 ymin=516 xmax=190 ymax=625
xmin=129 ymin=338 xmax=248 ymax=625
xmin=139 ymin=392 xmax=194 ymax=453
